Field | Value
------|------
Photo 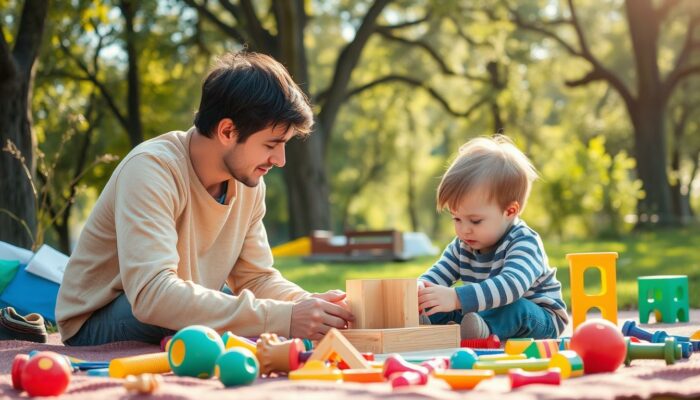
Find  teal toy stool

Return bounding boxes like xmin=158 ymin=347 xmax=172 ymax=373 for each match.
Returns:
xmin=638 ymin=275 xmax=689 ymax=323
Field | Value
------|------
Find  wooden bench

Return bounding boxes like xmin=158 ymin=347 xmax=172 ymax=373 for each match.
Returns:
xmin=304 ymin=230 xmax=405 ymax=262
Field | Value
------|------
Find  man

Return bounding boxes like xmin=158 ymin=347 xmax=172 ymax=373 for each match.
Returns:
xmin=56 ymin=52 xmax=354 ymax=345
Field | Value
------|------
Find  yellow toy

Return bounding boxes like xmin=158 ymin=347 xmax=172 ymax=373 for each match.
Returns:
xmin=288 ymin=360 xmax=341 ymax=381
xmin=566 ymin=252 xmax=619 ymax=329
xmin=433 ymin=369 xmax=494 ymax=390
xmin=109 ymin=353 xmax=171 ymax=378
xmin=504 ymin=338 xmax=533 ymax=355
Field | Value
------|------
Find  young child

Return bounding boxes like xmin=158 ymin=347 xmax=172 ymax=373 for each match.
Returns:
xmin=418 ymin=135 xmax=568 ymax=340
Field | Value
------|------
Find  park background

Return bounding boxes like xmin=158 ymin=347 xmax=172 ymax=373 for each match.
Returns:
xmin=1 ymin=0 xmax=700 ymax=310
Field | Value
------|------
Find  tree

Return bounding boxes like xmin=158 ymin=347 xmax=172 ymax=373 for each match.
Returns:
xmin=508 ymin=0 xmax=700 ymax=225
xmin=0 ymin=0 xmax=50 ymax=249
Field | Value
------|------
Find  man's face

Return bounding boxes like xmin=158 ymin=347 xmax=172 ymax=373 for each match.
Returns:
xmin=223 ymin=124 xmax=294 ymax=187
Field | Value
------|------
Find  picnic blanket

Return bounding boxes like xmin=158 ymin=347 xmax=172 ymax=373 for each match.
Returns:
xmin=1 ymin=311 xmax=699 ymax=399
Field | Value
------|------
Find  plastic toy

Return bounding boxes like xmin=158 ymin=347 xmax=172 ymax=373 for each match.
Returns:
xmin=124 ymin=373 xmax=163 ymax=393
xmin=342 ymin=368 xmax=384 ymax=383
xmin=569 ymin=318 xmax=626 ymax=374
xmin=622 ymin=320 xmax=699 ymax=352
xmin=624 ymin=337 xmax=681 ymax=366
xmin=215 ymin=348 xmax=259 ymax=387
xmin=548 ymin=350 xmax=584 ymax=379
xmin=255 ymin=333 xmax=305 ymax=375
xmin=20 ymin=351 xmax=72 ymax=397
xmin=473 ymin=358 xmax=550 ymax=374
xmin=505 ymin=338 xmax=533 ymax=355
xmin=420 ymin=357 xmax=449 ymax=373
xmin=566 ymin=252 xmax=619 ymax=329
xmin=222 ymin=331 xmax=258 ymax=354
xmin=11 ymin=354 xmax=28 ymax=390
xmin=109 ymin=352 xmax=171 ymax=378
xmin=478 ymin=354 xmax=527 ymax=362
xmin=651 ymin=335 xmax=692 ymax=359
xmin=449 ymin=349 xmax=478 ymax=370
xmin=558 ymin=337 xmax=570 ymax=350
xmin=692 ymin=330 xmax=700 ymax=340
xmin=523 ymin=339 xmax=560 ymax=358
xmin=460 ymin=334 xmax=501 ymax=349
xmin=338 ymin=352 xmax=374 ymax=370
xmin=289 ymin=360 xmax=342 ymax=381
xmin=160 ymin=335 xmax=172 ymax=352
xmin=382 ymin=354 xmax=428 ymax=382
xmin=637 ymin=275 xmax=689 ymax=323
xmin=434 ymin=369 xmax=494 ymax=390
xmin=167 ymin=325 xmax=225 ymax=378
xmin=87 ymin=368 xmax=110 ymax=377
xmin=390 ymin=371 xmax=426 ymax=389
xmin=509 ymin=368 xmax=561 ymax=389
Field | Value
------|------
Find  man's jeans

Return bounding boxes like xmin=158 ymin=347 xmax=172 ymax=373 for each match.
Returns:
xmin=429 ymin=298 xmax=558 ymax=339
xmin=65 ymin=294 xmax=176 ymax=346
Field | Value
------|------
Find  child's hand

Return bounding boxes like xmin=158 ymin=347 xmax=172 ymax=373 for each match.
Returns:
xmin=418 ymin=281 xmax=461 ymax=316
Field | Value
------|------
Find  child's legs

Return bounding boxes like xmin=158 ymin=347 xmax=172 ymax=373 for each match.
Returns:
xmin=478 ymin=298 xmax=557 ymax=339
xmin=428 ymin=310 xmax=463 ymax=325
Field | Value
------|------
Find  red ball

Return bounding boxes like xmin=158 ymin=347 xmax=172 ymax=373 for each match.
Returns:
xmin=570 ymin=319 xmax=626 ymax=374
xmin=11 ymin=354 xmax=29 ymax=390
xmin=21 ymin=351 xmax=72 ymax=397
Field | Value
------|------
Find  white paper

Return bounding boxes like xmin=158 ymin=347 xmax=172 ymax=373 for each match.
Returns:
xmin=0 ymin=241 xmax=34 ymax=264
xmin=25 ymin=244 xmax=69 ymax=284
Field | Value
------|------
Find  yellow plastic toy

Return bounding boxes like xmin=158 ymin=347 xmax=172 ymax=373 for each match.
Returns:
xmin=433 ymin=369 xmax=494 ymax=390
xmin=271 ymin=237 xmax=311 ymax=257
xmin=504 ymin=338 xmax=533 ymax=355
xmin=109 ymin=352 xmax=171 ymax=378
xmin=548 ymin=350 xmax=584 ymax=379
xmin=477 ymin=354 xmax=527 ymax=362
xmin=288 ymin=360 xmax=342 ymax=381
xmin=566 ymin=252 xmax=619 ymax=330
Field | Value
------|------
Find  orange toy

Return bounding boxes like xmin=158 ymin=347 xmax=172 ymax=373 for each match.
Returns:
xmin=566 ymin=252 xmax=619 ymax=329
xmin=342 ymin=368 xmax=384 ymax=383
xmin=434 ymin=369 xmax=494 ymax=390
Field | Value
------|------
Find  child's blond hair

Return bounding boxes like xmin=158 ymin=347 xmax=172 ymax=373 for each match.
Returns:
xmin=437 ymin=135 xmax=538 ymax=213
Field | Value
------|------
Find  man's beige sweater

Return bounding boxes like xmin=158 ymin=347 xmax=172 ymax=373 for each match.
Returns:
xmin=56 ymin=129 xmax=309 ymax=341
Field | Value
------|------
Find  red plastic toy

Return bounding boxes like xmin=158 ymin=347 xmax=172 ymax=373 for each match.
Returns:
xmin=11 ymin=354 xmax=29 ymax=390
xmin=461 ymin=334 xmax=501 ymax=349
xmin=570 ymin=319 xmax=626 ymax=374
xmin=382 ymin=354 xmax=428 ymax=382
xmin=509 ymin=368 xmax=561 ymax=389
xmin=21 ymin=351 xmax=72 ymax=397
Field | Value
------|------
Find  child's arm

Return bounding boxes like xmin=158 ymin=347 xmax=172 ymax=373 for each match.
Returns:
xmin=418 ymin=238 xmax=462 ymax=287
xmin=417 ymin=238 xmax=462 ymax=316
xmin=455 ymin=235 xmax=544 ymax=313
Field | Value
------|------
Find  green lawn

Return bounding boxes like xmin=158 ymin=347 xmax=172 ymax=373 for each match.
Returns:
xmin=274 ymin=226 xmax=700 ymax=310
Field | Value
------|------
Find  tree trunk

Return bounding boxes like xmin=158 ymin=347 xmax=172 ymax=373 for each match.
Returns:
xmin=0 ymin=0 xmax=49 ymax=249
xmin=120 ymin=0 xmax=144 ymax=147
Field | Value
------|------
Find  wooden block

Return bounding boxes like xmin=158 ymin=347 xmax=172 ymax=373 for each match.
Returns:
xmin=308 ymin=328 xmax=371 ymax=369
xmin=346 ymin=278 xmax=419 ymax=329
xmin=341 ymin=325 xmax=460 ymax=354
xmin=347 ymin=279 xmax=384 ymax=329
xmin=382 ymin=279 xmax=419 ymax=328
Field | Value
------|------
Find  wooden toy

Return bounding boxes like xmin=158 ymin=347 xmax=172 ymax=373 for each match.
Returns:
xmin=223 ymin=331 xmax=258 ymax=354
xmin=566 ymin=252 xmax=619 ymax=329
xmin=624 ymin=337 xmax=681 ymax=366
xmin=433 ymin=369 xmax=494 ymax=390
xmin=390 ymin=371 xmax=426 ymax=389
xmin=473 ymin=358 xmax=551 ymax=374
xmin=11 ymin=354 xmax=28 ymax=390
xmin=450 ymin=349 xmax=478 ymax=369
xmin=124 ymin=373 xmax=163 ymax=393
xmin=308 ymin=328 xmax=371 ymax=369
xmin=167 ymin=325 xmax=225 ymax=378
xmin=255 ymin=333 xmax=305 ymax=375
xmin=343 ymin=278 xmax=460 ymax=353
xmin=215 ymin=348 xmax=259 ymax=387
xmin=21 ymin=351 xmax=72 ymax=397
xmin=637 ymin=275 xmax=689 ymax=323
xmin=505 ymin=338 xmax=533 ymax=354
xmin=569 ymin=318 xmax=626 ymax=374
xmin=109 ymin=352 xmax=171 ymax=378
xmin=289 ymin=360 xmax=342 ymax=381
xmin=338 ymin=352 xmax=374 ymax=370
xmin=461 ymin=334 xmax=501 ymax=348
xmin=548 ymin=350 xmax=584 ymax=379
xmin=342 ymin=368 xmax=384 ymax=383
xmin=509 ymin=368 xmax=561 ymax=389
xmin=382 ymin=354 xmax=429 ymax=381
xmin=523 ymin=339 xmax=560 ymax=358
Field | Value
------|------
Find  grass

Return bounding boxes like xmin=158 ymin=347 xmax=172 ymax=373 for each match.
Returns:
xmin=274 ymin=225 xmax=700 ymax=310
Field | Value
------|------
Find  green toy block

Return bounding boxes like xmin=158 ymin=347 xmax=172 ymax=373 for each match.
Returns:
xmin=637 ymin=275 xmax=689 ymax=324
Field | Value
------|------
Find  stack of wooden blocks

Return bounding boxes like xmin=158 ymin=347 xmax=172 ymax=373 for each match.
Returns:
xmin=342 ymin=278 xmax=460 ymax=353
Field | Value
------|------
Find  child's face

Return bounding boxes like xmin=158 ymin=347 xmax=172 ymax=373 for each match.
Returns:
xmin=450 ymin=189 xmax=518 ymax=253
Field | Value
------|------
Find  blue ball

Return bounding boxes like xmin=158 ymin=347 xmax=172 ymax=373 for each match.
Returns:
xmin=216 ymin=348 xmax=259 ymax=387
xmin=168 ymin=325 xmax=225 ymax=378
xmin=450 ymin=348 xmax=478 ymax=369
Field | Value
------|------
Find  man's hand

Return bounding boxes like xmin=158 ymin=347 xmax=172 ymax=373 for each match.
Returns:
xmin=418 ymin=281 xmax=461 ymax=316
xmin=290 ymin=291 xmax=355 ymax=340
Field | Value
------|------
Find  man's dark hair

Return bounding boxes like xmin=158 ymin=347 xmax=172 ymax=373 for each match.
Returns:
xmin=194 ymin=52 xmax=313 ymax=141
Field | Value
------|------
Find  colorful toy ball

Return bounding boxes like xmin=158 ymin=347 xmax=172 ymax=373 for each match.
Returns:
xmin=11 ymin=354 xmax=29 ymax=390
xmin=449 ymin=348 xmax=478 ymax=369
xmin=215 ymin=348 xmax=259 ymax=387
xmin=570 ymin=318 xmax=626 ymax=374
xmin=168 ymin=325 xmax=225 ymax=378
xmin=20 ymin=351 xmax=72 ymax=397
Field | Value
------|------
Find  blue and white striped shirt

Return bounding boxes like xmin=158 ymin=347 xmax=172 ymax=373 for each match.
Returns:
xmin=420 ymin=219 xmax=568 ymax=335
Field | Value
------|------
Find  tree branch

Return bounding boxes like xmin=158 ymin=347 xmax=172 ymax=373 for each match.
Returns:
xmin=664 ymin=15 xmax=700 ymax=98
xmin=11 ymin=0 xmax=49 ymax=76
xmin=182 ymin=0 xmax=247 ymax=44
xmin=239 ymin=0 xmax=276 ymax=51
xmin=656 ymin=0 xmax=681 ymax=21
xmin=377 ymin=28 xmax=456 ymax=76
xmin=0 ymin=16 xmax=17 ymax=81
xmin=377 ymin=11 xmax=431 ymax=30
xmin=345 ymin=74 xmax=490 ymax=118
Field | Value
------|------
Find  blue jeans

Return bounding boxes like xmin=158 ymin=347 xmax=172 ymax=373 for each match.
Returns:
xmin=429 ymin=298 xmax=558 ymax=339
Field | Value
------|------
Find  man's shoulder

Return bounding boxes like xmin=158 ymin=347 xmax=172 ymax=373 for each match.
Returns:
xmin=128 ymin=131 xmax=188 ymax=164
